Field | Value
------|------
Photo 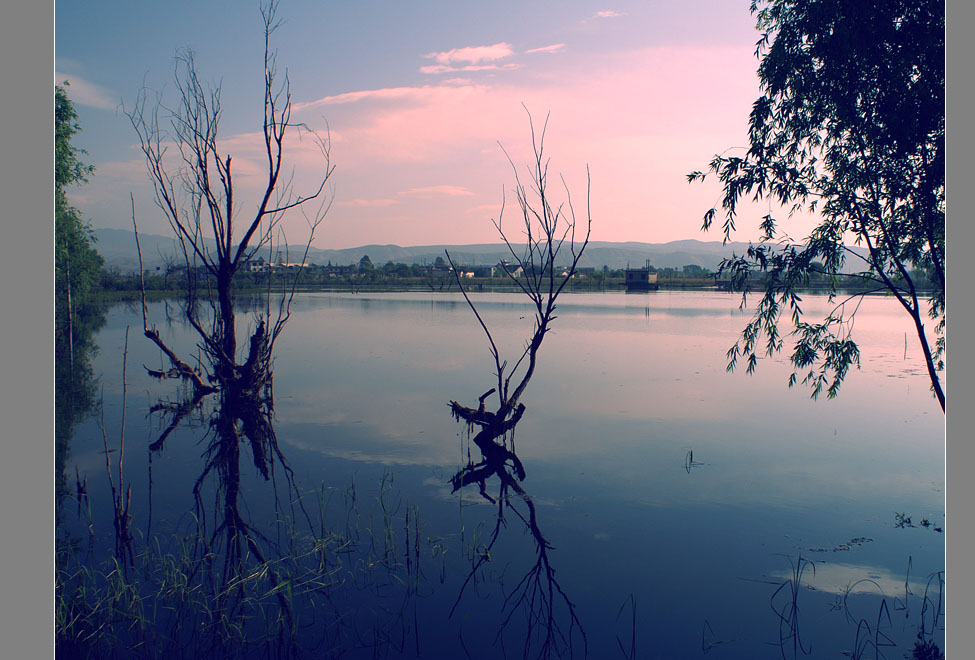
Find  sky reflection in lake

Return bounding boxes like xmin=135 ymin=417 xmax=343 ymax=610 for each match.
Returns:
xmin=271 ymin=291 xmax=942 ymax=499
xmin=66 ymin=290 xmax=944 ymax=658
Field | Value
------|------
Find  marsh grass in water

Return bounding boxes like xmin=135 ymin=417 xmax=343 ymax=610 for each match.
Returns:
xmin=56 ymin=476 xmax=435 ymax=659
xmin=845 ymin=562 xmax=946 ymax=660
xmin=760 ymin=553 xmax=945 ymax=660
xmin=58 ymin=289 xmax=945 ymax=659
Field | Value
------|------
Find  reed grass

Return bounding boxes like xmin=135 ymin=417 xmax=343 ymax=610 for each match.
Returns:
xmin=56 ymin=472 xmax=431 ymax=659
xmin=615 ymin=594 xmax=636 ymax=660
xmin=761 ymin=553 xmax=946 ymax=660
xmin=769 ymin=554 xmax=815 ymax=659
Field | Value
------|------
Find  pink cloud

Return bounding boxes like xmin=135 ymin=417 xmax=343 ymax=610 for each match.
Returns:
xmin=425 ymin=42 xmax=514 ymax=65
xmin=594 ymin=10 xmax=625 ymax=19
xmin=293 ymin=86 xmax=439 ymax=111
xmin=401 ymin=185 xmax=475 ymax=198
xmin=524 ymin=43 xmax=566 ymax=55
xmin=294 ymin=83 xmax=501 ymax=165
xmin=336 ymin=198 xmax=400 ymax=208
xmin=419 ymin=63 xmax=519 ymax=75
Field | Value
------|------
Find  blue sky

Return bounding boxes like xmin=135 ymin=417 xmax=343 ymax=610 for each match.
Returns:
xmin=56 ymin=0 xmax=780 ymax=249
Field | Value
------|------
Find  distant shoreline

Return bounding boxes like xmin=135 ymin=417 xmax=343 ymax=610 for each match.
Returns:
xmin=93 ymin=279 xmax=919 ymax=303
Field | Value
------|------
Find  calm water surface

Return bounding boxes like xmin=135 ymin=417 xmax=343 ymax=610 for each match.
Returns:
xmin=61 ymin=290 xmax=945 ymax=658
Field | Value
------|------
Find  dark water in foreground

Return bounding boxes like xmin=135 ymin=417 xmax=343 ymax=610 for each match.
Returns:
xmin=58 ymin=291 xmax=945 ymax=658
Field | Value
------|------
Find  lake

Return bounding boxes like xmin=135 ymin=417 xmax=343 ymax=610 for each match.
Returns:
xmin=57 ymin=290 xmax=945 ymax=659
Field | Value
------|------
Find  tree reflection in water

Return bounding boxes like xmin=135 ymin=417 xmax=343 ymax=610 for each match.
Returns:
xmin=145 ymin=324 xmax=309 ymax=629
xmin=449 ymin=394 xmax=587 ymax=660
xmin=55 ymin=300 xmax=106 ymax=523
xmin=59 ymin=313 xmax=427 ymax=657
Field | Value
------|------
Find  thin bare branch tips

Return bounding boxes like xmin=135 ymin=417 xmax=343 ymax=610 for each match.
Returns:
xmin=261 ymin=0 xmax=284 ymax=37
xmin=499 ymin=110 xmax=592 ymax=295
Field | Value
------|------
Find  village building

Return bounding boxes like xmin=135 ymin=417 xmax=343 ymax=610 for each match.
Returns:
xmin=624 ymin=260 xmax=659 ymax=291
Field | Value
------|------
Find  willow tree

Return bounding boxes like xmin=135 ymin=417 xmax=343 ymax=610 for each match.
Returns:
xmin=688 ymin=0 xmax=945 ymax=410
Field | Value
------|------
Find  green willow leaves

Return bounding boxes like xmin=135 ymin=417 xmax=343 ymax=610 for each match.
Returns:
xmin=55 ymin=84 xmax=104 ymax=336
xmin=689 ymin=0 xmax=944 ymax=410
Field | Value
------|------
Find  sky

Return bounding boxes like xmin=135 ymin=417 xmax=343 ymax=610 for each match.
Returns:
xmin=55 ymin=0 xmax=786 ymax=250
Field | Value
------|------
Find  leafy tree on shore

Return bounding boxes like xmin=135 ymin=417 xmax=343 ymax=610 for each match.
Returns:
xmin=55 ymin=83 xmax=106 ymax=515
xmin=55 ymin=84 xmax=104 ymax=340
xmin=688 ymin=0 xmax=944 ymax=410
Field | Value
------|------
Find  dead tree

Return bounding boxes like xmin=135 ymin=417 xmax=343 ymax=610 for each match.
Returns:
xmin=123 ymin=0 xmax=326 ymax=601
xmin=447 ymin=111 xmax=591 ymax=659
xmin=126 ymin=0 xmax=333 ymax=400
xmin=448 ymin=109 xmax=590 ymax=482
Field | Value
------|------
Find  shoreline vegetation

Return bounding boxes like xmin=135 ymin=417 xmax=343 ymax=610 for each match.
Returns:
xmin=92 ymin=269 xmax=937 ymax=302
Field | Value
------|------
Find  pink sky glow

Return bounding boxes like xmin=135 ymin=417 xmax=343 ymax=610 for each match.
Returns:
xmin=62 ymin=3 xmax=809 ymax=251
xmin=292 ymin=43 xmax=776 ymax=249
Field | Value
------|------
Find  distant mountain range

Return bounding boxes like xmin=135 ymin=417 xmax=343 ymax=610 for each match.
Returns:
xmin=90 ymin=227 xmax=823 ymax=273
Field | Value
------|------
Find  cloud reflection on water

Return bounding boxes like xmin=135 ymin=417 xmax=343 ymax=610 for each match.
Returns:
xmin=771 ymin=561 xmax=927 ymax=597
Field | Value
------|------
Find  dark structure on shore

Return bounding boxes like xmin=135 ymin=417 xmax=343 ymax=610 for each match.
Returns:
xmin=624 ymin=260 xmax=659 ymax=291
